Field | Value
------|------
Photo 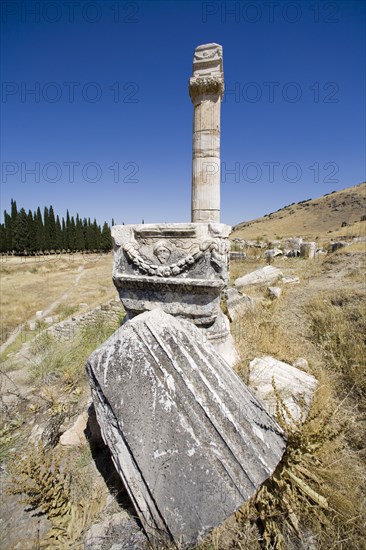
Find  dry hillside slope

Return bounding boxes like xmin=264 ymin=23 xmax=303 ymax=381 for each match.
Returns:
xmin=232 ymin=181 xmax=366 ymax=241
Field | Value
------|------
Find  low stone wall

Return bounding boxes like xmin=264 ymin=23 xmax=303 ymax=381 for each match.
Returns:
xmin=47 ymin=299 xmax=124 ymax=342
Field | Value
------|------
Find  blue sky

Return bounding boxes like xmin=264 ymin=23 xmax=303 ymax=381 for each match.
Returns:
xmin=1 ymin=0 xmax=365 ymax=226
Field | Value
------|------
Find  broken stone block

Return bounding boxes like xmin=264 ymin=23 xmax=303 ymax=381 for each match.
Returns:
xmin=86 ymin=310 xmax=285 ymax=547
xmin=225 ymin=288 xmax=255 ymax=321
xmin=300 ymin=242 xmax=316 ymax=259
xmin=281 ymin=275 xmax=300 ymax=284
xmin=249 ymin=355 xmax=318 ymax=423
xmin=284 ymin=237 xmax=303 ymax=251
xmin=59 ymin=412 xmax=88 ymax=447
xmin=203 ymin=309 xmax=239 ymax=366
xmin=285 ymin=249 xmax=300 ymax=257
xmin=235 ymin=265 xmax=283 ymax=289
xmin=264 ymin=248 xmax=283 ymax=260
xmin=293 ymin=357 xmax=309 ymax=371
xmin=330 ymin=241 xmax=348 ymax=252
xmin=267 ymin=286 xmax=282 ymax=299
xmin=269 ymin=240 xmax=281 ymax=248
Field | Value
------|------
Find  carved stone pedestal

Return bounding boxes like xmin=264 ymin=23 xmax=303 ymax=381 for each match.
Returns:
xmin=112 ymin=222 xmax=237 ymax=364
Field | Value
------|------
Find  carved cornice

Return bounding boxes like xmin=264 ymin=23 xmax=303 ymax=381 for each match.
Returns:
xmin=189 ymin=76 xmax=224 ymax=102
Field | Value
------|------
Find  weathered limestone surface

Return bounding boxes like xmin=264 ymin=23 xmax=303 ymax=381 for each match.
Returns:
xmin=249 ymin=355 xmax=318 ymax=423
xmin=112 ymin=223 xmax=230 ymax=327
xmin=284 ymin=237 xmax=303 ymax=252
xmin=112 ymin=222 xmax=239 ymax=365
xmin=86 ymin=310 xmax=285 ymax=546
xmin=204 ymin=309 xmax=239 ymax=366
xmin=267 ymin=286 xmax=282 ymax=299
xmin=300 ymin=242 xmax=316 ymax=259
xmin=84 ymin=512 xmax=147 ymax=550
xmin=225 ymin=288 xmax=255 ymax=321
xmin=264 ymin=248 xmax=283 ymax=260
xmin=235 ymin=266 xmax=283 ymax=289
xmin=281 ymin=275 xmax=300 ymax=284
xmin=189 ymin=44 xmax=224 ymax=223
xmin=59 ymin=412 xmax=88 ymax=447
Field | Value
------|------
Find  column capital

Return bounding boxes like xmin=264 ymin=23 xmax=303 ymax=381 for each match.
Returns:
xmin=189 ymin=76 xmax=224 ymax=102
xmin=189 ymin=43 xmax=224 ymax=103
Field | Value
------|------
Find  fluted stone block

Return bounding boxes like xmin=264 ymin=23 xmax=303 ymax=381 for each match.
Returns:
xmin=86 ymin=310 xmax=286 ymax=547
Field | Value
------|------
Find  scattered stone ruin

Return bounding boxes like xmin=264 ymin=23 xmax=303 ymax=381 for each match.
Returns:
xmin=86 ymin=44 xmax=286 ymax=547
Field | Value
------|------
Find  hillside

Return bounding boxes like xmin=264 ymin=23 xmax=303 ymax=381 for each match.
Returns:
xmin=231 ymin=182 xmax=366 ymax=241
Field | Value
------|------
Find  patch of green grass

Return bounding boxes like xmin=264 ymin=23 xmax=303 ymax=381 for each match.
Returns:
xmin=29 ymin=314 xmax=119 ymax=389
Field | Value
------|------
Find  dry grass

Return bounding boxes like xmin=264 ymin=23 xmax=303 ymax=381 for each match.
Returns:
xmin=329 ymin=220 xmax=366 ymax=239
xmin=7 ymin=443 xmax=107 ymax=548
xmin=0 ymin=253 xmax=115 ymax=345
xmin=29 ymin=313 xmax=119 ymax=389
xmin=305 ymin=290 xmax=366 ymax=402
xmin=1 ymin=312 xmax=120 ymax=548
xmin=334 ymin=240 xmax=366 ymax=253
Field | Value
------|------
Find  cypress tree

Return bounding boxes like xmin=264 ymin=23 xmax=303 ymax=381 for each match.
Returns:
xmin=44 ymin=206 xmax=50 ymax=251
xmin=75 ymin=214 xmax=85 ymax=251
xmin=10 ymin=199 xmax=18 ymax=225
xmin=16 ymin=208 xmax=29 ymax=253
xmin=4 ymin=211 xmax=12 ymax=252
xmin=61 ymin=217 xmax=66 ymax=250
xmin=69 ymin=216 xmax=76 ymax=252
xmin=101 ymin=222 xmax=112 ymax=251
xmin=10 ymin=199 xmax=19 ymax=252
xmin=93 ymin=219 xmax=101 ymax=250
xmin=0 ymin=224 xmax=6 ymax=253
xmin=86 ymin=218 xmax=96 ymax=251
xmin=27 ymin=209 xmax=37 ymax=253
xmin=48 ymin=205 xmax=57 ymax=250
xmin=65 ymin=210 xmax=71 ymax=251
xmin=55 ymin=215 xmax=62 ymax=251
xmin=36 ymin=207 xmax=45 ymax=252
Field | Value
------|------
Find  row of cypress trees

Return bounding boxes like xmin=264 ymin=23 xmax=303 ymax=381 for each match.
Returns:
xmin=0 ymin=199 xmax=113 ymax=254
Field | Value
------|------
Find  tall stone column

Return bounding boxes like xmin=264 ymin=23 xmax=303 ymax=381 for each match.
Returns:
xmin=189 ymin=43 xmax=224 ymax=223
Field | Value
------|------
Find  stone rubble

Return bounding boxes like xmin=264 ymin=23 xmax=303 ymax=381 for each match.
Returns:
xmin=281 ymin=275 xmax=300 ymax=284
xmin=235 ymin=265 xmax=283 ymax=289
xmin=267 ymin=286 xmax=282 ymax=299
xmin=249 ymin=355 xmax=318 ymax=423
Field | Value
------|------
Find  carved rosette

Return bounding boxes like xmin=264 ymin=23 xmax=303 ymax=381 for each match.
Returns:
xmin=189 ymin=76 xmax=224 ymax=102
